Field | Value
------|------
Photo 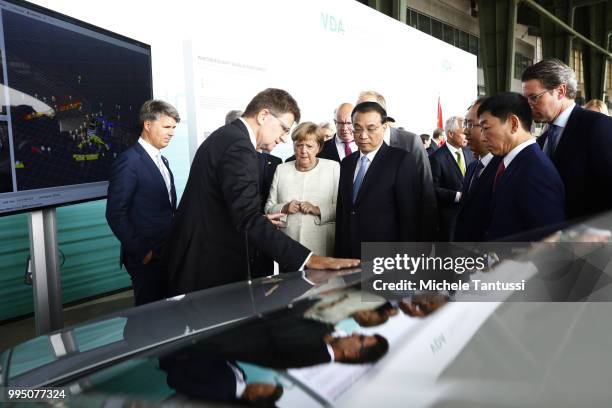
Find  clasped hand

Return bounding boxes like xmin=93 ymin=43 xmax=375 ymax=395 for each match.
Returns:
xmin=282 ymin=200 xmax=320 ymax=216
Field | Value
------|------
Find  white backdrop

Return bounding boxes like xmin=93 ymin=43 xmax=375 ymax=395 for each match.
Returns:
xmin=30 ymin=0 xmax=476 ymax=162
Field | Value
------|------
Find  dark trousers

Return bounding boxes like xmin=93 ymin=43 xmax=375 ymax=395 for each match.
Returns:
xmin=124 ymin=255 xmax=167 ymax=306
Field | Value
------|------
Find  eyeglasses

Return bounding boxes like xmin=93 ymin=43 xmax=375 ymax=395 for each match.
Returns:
xmin=269 ymin=111 xmax=291 ymax=135
xmin=352 ymin=124 xmax=383 ymax=136
xmin=463 ymin=122 xmax=481 ymax=130
xmin=334 ymin=120 xmax=352 ymax=128
xmin=526 ymin=89 xmax=550 ymax=104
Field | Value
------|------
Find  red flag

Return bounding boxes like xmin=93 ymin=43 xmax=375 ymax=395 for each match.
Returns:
xmin=436 ymin=96 xmax=444 ymax=129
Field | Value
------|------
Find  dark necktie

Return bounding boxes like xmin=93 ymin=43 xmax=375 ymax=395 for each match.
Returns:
xmin=543 ymin=124 xmax=561 ymax=158
xmin=343 ymin=141 xmax=352 ymax=158
xmin=493 ymin=160 xmax=506 ymax=190
xmin=468 ymin=160 xmax=485 ymax=192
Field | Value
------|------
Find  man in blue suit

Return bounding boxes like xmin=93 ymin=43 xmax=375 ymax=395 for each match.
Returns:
xmin=106 ymin=100 xmax=180 ymax=306
xmin=522 ymin=58 xmax=612 ymax=221
xmin=478 ymin=92 xmax=565 ymax=241
xmin=454 ymin=97 xmax=501 ymax=242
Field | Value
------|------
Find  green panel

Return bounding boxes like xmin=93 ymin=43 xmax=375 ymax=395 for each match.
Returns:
xmin=0 ymin=200 xmax=129 ymax=322
xmin=540 ymin=0 xmax=573 ymax=64
xmin=579 ymin=2 xmax=609 ymax=100
xmin=478 ymin=0 xmax=518 ymax=94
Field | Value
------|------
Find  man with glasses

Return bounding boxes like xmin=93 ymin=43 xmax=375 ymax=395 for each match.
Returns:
xmin=319 ymin=102 xmax=356 ymax=162
xmin=284 ymin=102 xmax=354 ymax=163
xmin=478 ymin=92 xmax=564 ymax=241
xmin=454 ymin=97 xmax=502 ymax=242
xmin=164 ymin=88 xmax=359 ymax=296
xmin=335 ymin=102 xmax=424 ymax=259
xmin=522 ymin=58 xmax=612 ymax=221
xmin=429 ymin=116 xmax=474 ymax=241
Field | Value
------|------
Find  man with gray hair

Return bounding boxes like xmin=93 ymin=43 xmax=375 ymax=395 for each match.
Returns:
xmin=522 ymin=58 xmax=612 ymax=220
xmin=429 ymin=115 xmax=474 ymax=241
xmin=106 ymin=99 xmax=180 ymax=306
xmin=225 ymin=109 xmax=243 ymax=125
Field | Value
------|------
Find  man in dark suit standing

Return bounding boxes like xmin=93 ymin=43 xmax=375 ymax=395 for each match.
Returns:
xmin=318 ymin=102 xmax=356 ymax=162
xmin=431 ymin=128 xmax=445 ymax=149
xmin=106 ymin=100 xmax=179 ymax=306
xmin=454 ymin=98 xmax=501 ymax=242
xmin=429 ymin=116 xmax=474 ymax=241
xmin=164 ymin=89 xmax=358 ymax=296
xmin=335 ymin=102 xmax=424 ymax=259
xmin=522 ymin=58 xmax=612 ymax=221
xmin=285 ymin=102 xmax=355 ymax=163
xmin=478 ymin=92 xmax=565 ymax=241
xmin=356 ymin=90 xmax=437 ymax=241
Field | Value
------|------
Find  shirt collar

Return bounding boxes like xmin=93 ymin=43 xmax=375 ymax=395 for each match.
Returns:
xmin=383 ymin=126 xmax=391 ymax=145
xmin=359 ymin=141 xmax=385 ymax=162
xmin=552 ymin=101 xmax=576 ymax=129
xmin=138 ymin=137 xmax=161 ymax=160
xmin=503 ymin=138 xmax=536 ymax=167
xmin=335 ymin=134 xmax=354 ymax=146
xmin=238 ymin=117 xmax=258 ymax=150
xmin=480 ymin=152 xmax=494 ymax=168
xmin=445 ymin=142 xmax=462 ymax=156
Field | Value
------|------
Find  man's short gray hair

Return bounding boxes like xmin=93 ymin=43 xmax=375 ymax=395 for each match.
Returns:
xmin=139 ymin=100 xmax=180 ymax=124
xmin=225 ymin=109 xmax=243 ymax=125
xmin=521 ymin=58 xmax=578 ymax=99
xmin=445 ymin=116 xmax=462 ymax=134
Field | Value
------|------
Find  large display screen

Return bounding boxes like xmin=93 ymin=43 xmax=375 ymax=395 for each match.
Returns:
xmin=0 ymin=0 xmax=152 ymax=215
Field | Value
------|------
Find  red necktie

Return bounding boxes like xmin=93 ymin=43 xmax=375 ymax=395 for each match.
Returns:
xmin=494 ymin=160 xmax=506 ymax=190
xmin=343 ymin=141 xmax=352 ymax=158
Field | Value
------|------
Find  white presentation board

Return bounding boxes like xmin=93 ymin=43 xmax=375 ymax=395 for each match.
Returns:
xmin=32 ymin=0 xmax=477 ymax=163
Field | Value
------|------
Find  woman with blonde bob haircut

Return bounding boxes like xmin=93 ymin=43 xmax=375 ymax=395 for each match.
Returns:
xmin=584 ymin=99 xmax=609 ymax=116
xmin=265 ymin=122 xmax=340 ymax=256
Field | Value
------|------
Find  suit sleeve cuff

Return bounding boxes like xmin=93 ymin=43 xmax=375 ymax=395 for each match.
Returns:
xmin=299 ymin=252 xmax=314 ymax=271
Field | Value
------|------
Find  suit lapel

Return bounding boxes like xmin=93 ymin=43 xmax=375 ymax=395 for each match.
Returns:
xmin=343 ymin=153 xmax=359 ymax=207
xmin=162 ymin=155 xmax=177 ymax=210
xmin=389 ymin=128 xmax=399 ymax=147
xmin=331 ymin=136 xmax=341 ymax=162
xmin=443 ymin=145 xmax=463 ymax=179
xmin=552 ymin=105 xmax=581 ymax=165
xmin=134 ymin=143 xmax=168 ymax=192
xmin=354 ymin=143 xmax=388 ymax=206
xmin=134 ymin=143 xmax=174 ymax=208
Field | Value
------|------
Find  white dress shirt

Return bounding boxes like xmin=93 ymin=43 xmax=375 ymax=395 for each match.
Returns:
xmin=138 ymin=137 xmax=172 ymax=204
xmin=543 ymin=101 xmax=575 ymax=152
xmin=334 ymin=135 xmax=357 ymax=160
xmin=503 ymin=138 xmax=536 ymax=168
xmin=445 ymin=143 xmax=466 ymax=203
xmin=354 ymin=142 xmax=384 ymax=182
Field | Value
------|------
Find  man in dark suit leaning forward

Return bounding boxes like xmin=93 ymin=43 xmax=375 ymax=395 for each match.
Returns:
xmin=335 ymin=102 xmax=424 ymax=259
xmin=478 ymin=92 xmax=565 ymax=241
xmin=521 ymin=58 xmax=612 ymax=221
xmin=106 ymin=100 xmax=179 ymax=306
xmin=454 ymin=97 xmax=501 ymax=242
xmin=164 ymin=88 xmax=358 ymax=296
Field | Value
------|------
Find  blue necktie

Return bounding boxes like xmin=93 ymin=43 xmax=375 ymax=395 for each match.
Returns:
xmin=352 ymin=155 xmax=369 ymax=204
xmin=543 ymin=124 xmax=561 ymax=158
